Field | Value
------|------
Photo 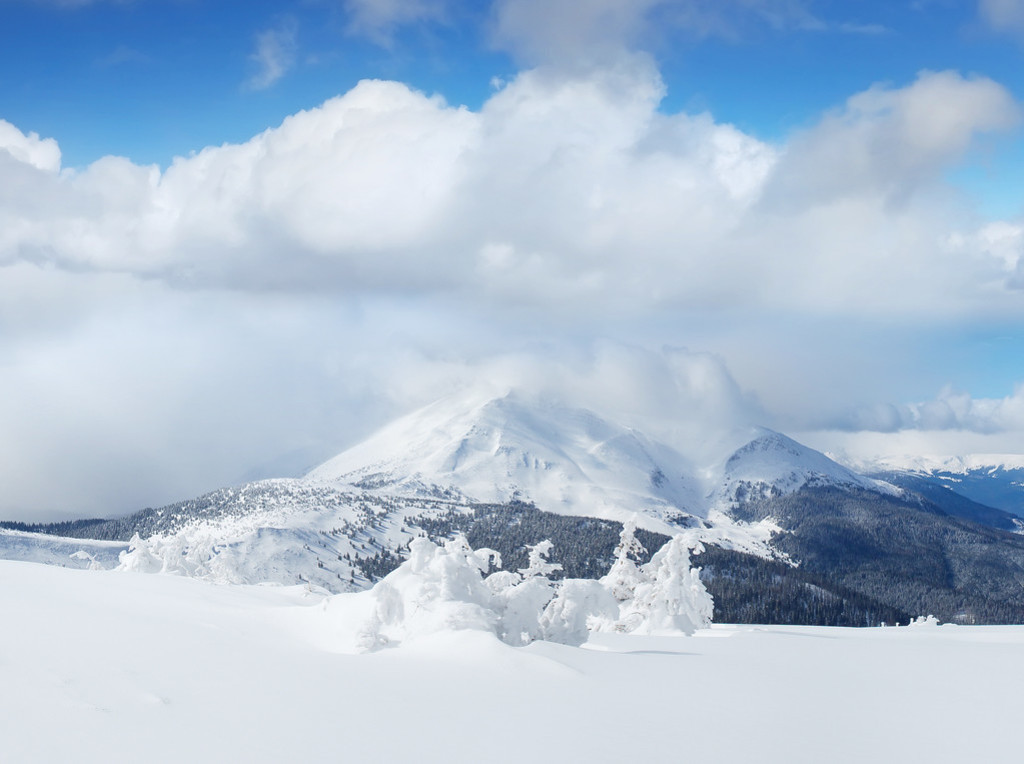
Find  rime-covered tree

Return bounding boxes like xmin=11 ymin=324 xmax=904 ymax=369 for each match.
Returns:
xmin=601 ymin=517 xmax=646 ymax=602
xmin=622 ymin=535 xmax=713 ymax=635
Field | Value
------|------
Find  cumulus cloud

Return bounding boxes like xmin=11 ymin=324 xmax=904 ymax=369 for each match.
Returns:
xmin=339 ymin=340 xmax=763 ymax=466
xmin=0 ymin=120 xmax=61 ymax=172
xmin=245 ymin=19 xmax=298 ymax=91
xmin=0 ymin=67 xmax=1021 ymax=320
xmin=763 ymin=70 xmax=1020 ymax=209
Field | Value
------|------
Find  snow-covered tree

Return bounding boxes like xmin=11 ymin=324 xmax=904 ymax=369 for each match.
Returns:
xmin=540 ymin=579 xmax=619 ymax=646
xmin=116 ymin=530 xmax=241 ymax=582
xmin=519 ymin=539 xmax=562 ymax=579
xmin=496 ymin=576 xmax=557 ymax=645
xmin=340 ymin=532 xmax=713 ymax=651
xmin=117 ymin=533 xmax=165 ymax=574
xmin=493 ymin=539 xmax=561 ymax=645
xmin=620 ymin=535 xmax=713 ymax=635
xmin=354 ymin=535 xmax=501 ymax=650
xmin=69 ymin=549 xmax=104 ymax=571
xmin=601 ymin=517 xmax=646 ymax=602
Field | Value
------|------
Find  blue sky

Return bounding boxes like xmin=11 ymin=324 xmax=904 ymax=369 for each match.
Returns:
xmin=3 ymin=2 xmax=1022 ymax=172
xmin=4 ymin=0 xmax=1024 ymax=518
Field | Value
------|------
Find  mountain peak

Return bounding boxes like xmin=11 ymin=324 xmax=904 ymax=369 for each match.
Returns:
xmin=304 ymin=389 xmax=704 ymax=530
xmin=302 ymin=389 xmax=898 ymax=533
xmin=711 ymin=427 xmax=897 ymax=505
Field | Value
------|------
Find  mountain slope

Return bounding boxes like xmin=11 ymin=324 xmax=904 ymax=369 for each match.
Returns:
xmin=731 ymin=485 xmax=1024 ymax=623
xmin=866 ymin=472 xmax=1023 ymax=531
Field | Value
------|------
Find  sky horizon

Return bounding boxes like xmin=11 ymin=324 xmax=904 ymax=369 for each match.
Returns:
xmin=3 ymin=0 xmax=1024 ymax=520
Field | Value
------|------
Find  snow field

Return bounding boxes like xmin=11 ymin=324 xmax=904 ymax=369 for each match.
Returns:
xmin=3 ymin=559 xmax=1023 ymax=763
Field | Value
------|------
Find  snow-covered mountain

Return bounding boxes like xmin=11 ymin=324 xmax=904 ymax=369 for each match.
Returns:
xmin=854 ymin=453 xmax=1024 ymax=475
xmin=710 ymin=428 xmax=897 ymax=508
xmin=307 ymin=390 xmax=891 ymax=523
xmin=11 ymin=387 xmax=1024 ymax=624
xmin=307 ymin=391 xmax=704 ymax=528
xmin=0 ymin=389 xmax=904 ymax=594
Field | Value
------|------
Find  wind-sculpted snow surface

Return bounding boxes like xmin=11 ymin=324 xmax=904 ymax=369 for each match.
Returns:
xmin=332 ymin=531 xmax=712 ymax=651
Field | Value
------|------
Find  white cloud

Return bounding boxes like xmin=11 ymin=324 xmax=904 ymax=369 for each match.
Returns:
xmin=343 ymin=0 xmax=448 ymax=46
xmin=0 ymin=67 xmax=1020 ymax=319
xmin=804 ymin=383 xmax=1024 ymax=463
xmin=0 ymin=120 xmax=61 ymax=172
xmin=862 ymin=385 xmax=1024 ymax=434
xmin=980 ymin=0 xmax=1024 ymax=37
xmin=489 ymin=0 xmax=880 ymax=66
xmin=763 ymin=70 xmax=1020 ymax=209
xmin=491 ymin=0 xmax=665 ymax=66
xmin=335 ymin=1 xmax=876 ymax=64
xmin=245 ymin=19 xmax=298 ymax=91
xmin=918 ymin=392 xmax=1000 ymax=431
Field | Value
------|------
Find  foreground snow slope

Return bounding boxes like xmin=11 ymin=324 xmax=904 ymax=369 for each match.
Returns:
xmin=4 ymin=560 xmax=1023 ymax=764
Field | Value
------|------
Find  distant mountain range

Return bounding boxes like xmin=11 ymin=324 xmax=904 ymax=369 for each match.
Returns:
xmin=5 ymin=389 xmax=1024 ymax=626
xmin=853 ymin=454 xmax=1024 ymax=524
